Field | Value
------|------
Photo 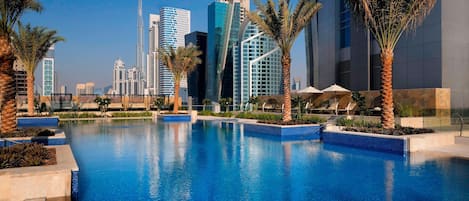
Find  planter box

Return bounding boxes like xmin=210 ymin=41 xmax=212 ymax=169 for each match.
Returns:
xmin=243 ymin=122 xmax=322 ymax=141
xmin=323 ymin=130 xmax=454 ymax=155
xmin=0 ymin=130 xmax=67 ymax=148
xmin=0 ymin=145 xmax=79 ymax=201
xmin=17 ymin=116 xmax=59 ymax=128
xmin=395 ymin=117 xmax=451 ymax=128
xmin=157 ymin=114 xmax=191 ymax=122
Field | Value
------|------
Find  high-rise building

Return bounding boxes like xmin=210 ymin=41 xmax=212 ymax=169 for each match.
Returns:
xmin=206 ymin=1 xmax=241 ymax=101
xmin=185 ymin=31 xmax=208 ymax=104
xmin=42 ymin=46 xmax=55 ymax=96
xmin=146 ymin=14 xmax=160 ymax=95
xmin=136 ymin=0 xmax=145 ymax=95
xmin=304 ymin=0 xmax=469 ymax=110
xmin=85 ymin=82 xmax=95 ymax=94
xmin=76 ymin=83 xmax=86 ymax=96
xmin=13 ymin=60 xmax=27 ymax=96
xmin=60 ymin=85 xmax=67 ymax=94
xmin=75 ymin=82 xmax=95 ymax=95
xmin=219 ymin=0 xmax=250 ymax=22
xmin=112 ymin=58 xmax=126 ymax=95
xmin=292 ymin=77 xmax=301 ymax=91
xmin=126 ymin=67 xmax=141 ymax=95
xmin=233 ymin=19 xmax=282 ymax=106
xmin=158 ymin=7 xmax=191 ymax=97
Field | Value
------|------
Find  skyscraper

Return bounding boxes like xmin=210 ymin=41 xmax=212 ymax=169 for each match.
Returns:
xmin=146 ymin=14 xmax=160 ymax=95
xmin=13 ymin=60 xmax=27 ymax=96
xmin=219 ymin=0 xmax=250 ymax=22
xmin=185 ymin=31 xmax=208 ymax=104
xmin=233 ymin=19 xmax=282 ymax=106
xmin=136 ymin=0 xmax=145 ymax=95
xmin=206 ymin=1 xmax=241 ymax=101
xmin=42 ymin=46 xmax=55 ymax=96
xmin=112 ymin=58 xmax=126 ymax=95
xmin=158 ymin=7 xmax=191 ymax=96
xmin=126 ymin=67 xmax=141 ymax=95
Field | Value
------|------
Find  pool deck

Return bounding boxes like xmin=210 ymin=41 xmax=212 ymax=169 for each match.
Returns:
xmin=422 ymin=137 xmax=469 ymax=159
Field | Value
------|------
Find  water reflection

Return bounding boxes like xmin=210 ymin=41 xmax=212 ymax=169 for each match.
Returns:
xmin=62 ymin=120 xmax=469 ymax=201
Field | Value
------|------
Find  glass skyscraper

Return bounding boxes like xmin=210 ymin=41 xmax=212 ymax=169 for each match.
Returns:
xmin=159 ymin=7 xmax=190 ymax=97
xmin=42 ymin=46 xmax=55 ymax=96
xmin=206 ymin=1 xmax=241 ymax=101
xmin=233 ymin=19 xmax=282 ymax=106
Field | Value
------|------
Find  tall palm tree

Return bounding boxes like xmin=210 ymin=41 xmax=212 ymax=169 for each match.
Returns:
xmin=248 ymin=0 xmax=322 ymax=122
xmin=12 ymin=23 xmax=64 ymax=115
xmin=346 ymin=0 xmax=436 ymax=129
xmin=159 ymin=44 xmax=202 ymax=114
xmin=0 ymin=0 xmax=42 ymax=134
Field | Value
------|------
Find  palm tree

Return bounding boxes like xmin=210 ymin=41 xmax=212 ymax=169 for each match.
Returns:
xmin=0 ymin=0 xmax=42 ymax=134
xmin=12 ymin=23 xmax=64 ymax=115
xmin=248 ymin=0 xmax=322 ymax=122
xmin=202 ymin=98 xmax=211 ymax=111
xmin=159 ymin=44 xmax=202 ymax=114
xmin=346 ymin=0 xmax=436 ymax=129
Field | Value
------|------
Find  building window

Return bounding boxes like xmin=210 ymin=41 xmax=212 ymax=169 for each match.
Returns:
xmin=340 ymin=0 xmax=351 ymax=48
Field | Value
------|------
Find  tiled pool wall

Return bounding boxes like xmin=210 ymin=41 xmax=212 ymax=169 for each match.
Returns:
xmin=157 ymin=114 xmax=191 ymax=122
xmin=17 ymin=116 xmax=59 ymax=128
xmin=322 ymin=131 xmax=406 ymax=155
xmin=0 ymin=134 xmax=67 ymax=147
xmin=243 ymin=123 xmax=322 ymax=141
xmin=72 ymin=170 xmax=79 ymax=201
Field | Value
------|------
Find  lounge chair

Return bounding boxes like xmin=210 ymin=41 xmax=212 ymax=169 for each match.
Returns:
xmin=338 ymin=102 xmax=357 ymax=115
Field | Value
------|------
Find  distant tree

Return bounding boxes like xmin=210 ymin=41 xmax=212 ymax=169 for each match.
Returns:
xmin=95 ymin=96 xmax=111 ymax=114
xmin=248 ymin=0 xmax=322 ymax=122
xmin=248 ymin=96 xmax=259 ymax=111
xmin=12 ymin=23 xmax=64 ymax=115
xmin=153 ymin=97 xmax=165 ymax=113
xmin=219 ymin=97 xmax=233 ymax=113
xmin=202 ymin=98 xmax=211 ymax=111
xmin=159 ymin=44 xmax=202 ymax=113
xmin=346 ymin=0 xmax=436 ymax=128
xmin=0 ymin=0 xmax=42 ymax=134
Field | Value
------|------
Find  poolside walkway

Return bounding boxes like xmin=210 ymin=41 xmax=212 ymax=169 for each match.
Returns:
xmin=422 ymin=137 xmax=469 ymax=159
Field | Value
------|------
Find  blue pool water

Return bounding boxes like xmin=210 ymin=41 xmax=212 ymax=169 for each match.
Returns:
xmin=63 ymin=120 xmax=469 ymax=201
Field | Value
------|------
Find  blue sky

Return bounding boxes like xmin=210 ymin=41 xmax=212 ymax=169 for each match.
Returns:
xmin=24 ymin=0 xmax=307 ymax=90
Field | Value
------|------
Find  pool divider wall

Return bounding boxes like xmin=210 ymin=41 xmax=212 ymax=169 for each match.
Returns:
xmin=17 ymin=116 xmax=60 ymax=128
xmin=242 ymin=122 xmax=322 ymax=141
xmin=322 ymin=130 xmax=455 ymax=154
xmin=238 ymin=121 xmax=455 ymax=154
xmin=0 ymin=130 xmax=67 ymax=148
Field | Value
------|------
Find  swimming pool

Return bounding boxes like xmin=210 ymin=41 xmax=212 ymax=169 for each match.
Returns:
xmin=63 ymin=120 xmax=469 ymax=201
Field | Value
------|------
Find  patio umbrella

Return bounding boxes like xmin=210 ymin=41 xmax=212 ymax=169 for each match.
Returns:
xmin=297 ymin=86 xmax=323 ymax=112
xmin=298 ymin=86 xmax=323 ymax=94
xmin=322 ymin=84 xmax=351 ymax=115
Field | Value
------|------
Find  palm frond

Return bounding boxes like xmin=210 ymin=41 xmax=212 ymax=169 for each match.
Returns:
xmin=11 ymin=23 xmax=64 ymax=73
xmin=0 ymin=0 xmax=42 ymax=37
xmin=249 ymin=0 xmax=322 ymax=54
xmin=346 ymin=0 xmax=436 ymax=50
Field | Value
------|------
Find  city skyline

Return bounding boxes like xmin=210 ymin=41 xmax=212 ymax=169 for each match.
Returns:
xmin=23 ymin=0 xmax=307 ymax=91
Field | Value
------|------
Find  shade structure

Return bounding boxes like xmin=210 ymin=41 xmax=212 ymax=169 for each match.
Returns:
xmin=298 ymin=86 xmax=323 ymax=94
xmin=322 ymin=84 xmax=350 ymax=93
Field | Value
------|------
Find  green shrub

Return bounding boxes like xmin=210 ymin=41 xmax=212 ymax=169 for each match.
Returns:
xmin=395 ymin=103 xmax=422 ymax=117
xmin=0 ymin=143 xmax=53 ymax=169
xmin=1 ymin=128 xmax=55 ymax=138
xmin=336 ymin=117 xmax=382 ymax=128
xmin=112 ymin=112 xmax=152 ymax=117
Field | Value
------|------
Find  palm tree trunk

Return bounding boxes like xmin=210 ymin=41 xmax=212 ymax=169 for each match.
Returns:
xmin=0 ymin=36 xmax=17 ymax=134
xmin=282 ymin=54 xmax=292 ymax=122
xmin=27 ymin=72 xmax=35 ymax=115
xmin=173 ymin=79 xmax=180 ymax=114
xmin=380 ymin=49 xmax=395 ymax=129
